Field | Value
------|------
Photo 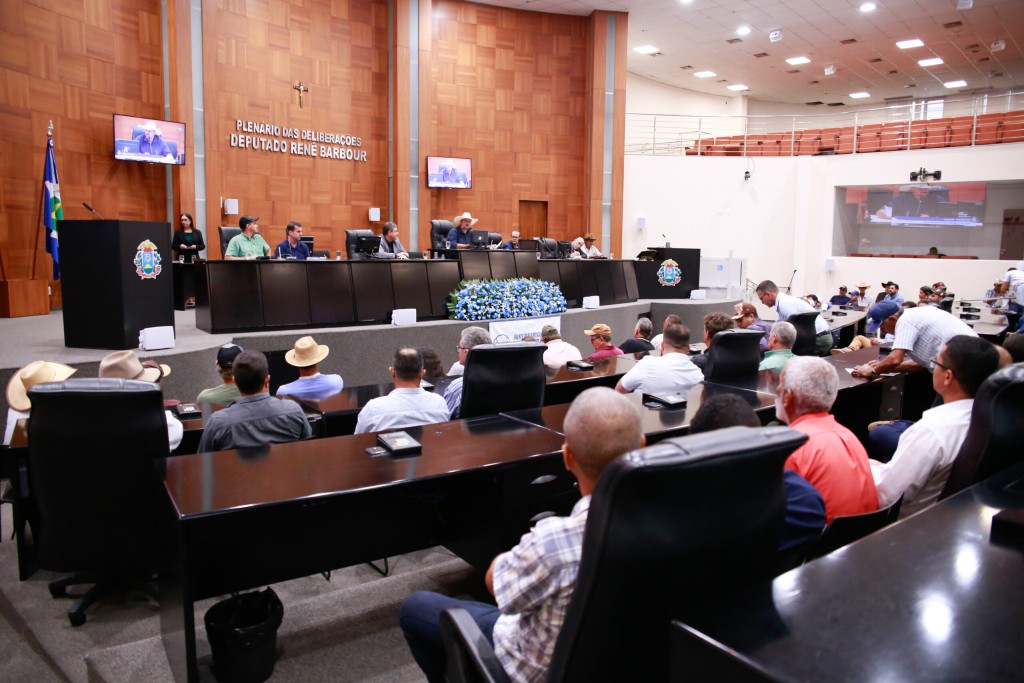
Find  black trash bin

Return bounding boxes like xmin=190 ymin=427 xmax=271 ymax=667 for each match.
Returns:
xmin=204 ymin=587 xmax=284 ymax=683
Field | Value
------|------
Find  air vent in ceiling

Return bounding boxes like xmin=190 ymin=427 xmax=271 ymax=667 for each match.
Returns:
xmin=869 ymin=58 xmax=883 ymax=63
xmin=884 ymin=95 xmax=913 ymax=101
xmin=977 ymin=57 xmax=991 ymax=63
xmin=840 ymin=38 xmax=857 ymax=45
xmin=753 ymin=52 xmax=770 ymax=58
xmin=679 ymin=65 xmax=693 ymax=69
xmin=808 ymin=80 xmax=820 ymax=84
xmin=904 ymin=83 xmax=917 ymax=88
xmin=805 ymin=101 xmax=824 ymax=105
xmin=943 ymin=21 xmax=963 ymax=29
xmin=787 ymin=69 xmax=801 ymax=74
xmin=828 ymin=102 xmax=845 ymax=106
xmin=727 ymin=38 xmax=743 ymax=44
xmin=965 ymin=43 xmax=980 ymax=50
xmin=887 ymin=70 xmax=899 ymax=75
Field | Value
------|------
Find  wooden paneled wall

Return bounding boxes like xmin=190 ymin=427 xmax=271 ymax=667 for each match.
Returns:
xmin=423 ymin=0 xmax=590 ymax=245
xmin=0 ymin=0 xmax=168 ymax=302
xmin=201 ymin=0 xmax=390 ymax=257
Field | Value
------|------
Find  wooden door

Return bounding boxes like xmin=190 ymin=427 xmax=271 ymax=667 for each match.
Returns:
xmin=519 ymin=201 xmax=548 ymax=239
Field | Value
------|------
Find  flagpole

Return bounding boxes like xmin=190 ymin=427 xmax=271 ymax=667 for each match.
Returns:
xmin=30 ymin=122 xmax=55 ymax=283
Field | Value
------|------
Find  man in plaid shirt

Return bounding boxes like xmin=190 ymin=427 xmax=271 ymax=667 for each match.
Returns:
xmin=399 ymin=387 xmax=644 ymax=682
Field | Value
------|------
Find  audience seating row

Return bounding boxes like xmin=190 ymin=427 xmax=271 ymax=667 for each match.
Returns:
xmin=686 ymin=110 xmax=1024 ymax=157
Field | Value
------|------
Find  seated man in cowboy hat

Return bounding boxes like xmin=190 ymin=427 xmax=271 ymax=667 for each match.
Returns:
xmin=447 ymin=212 xmax=478 ymax=249
xmin=98 ymin=350 xmax=183 ymax=451
xmin=275 ymin=336 xmax=344 ymax=399
xmin=199 ymin=350 xmax=311 ymax=452
xmin=5 ymin=360 xmax=77 ymax=446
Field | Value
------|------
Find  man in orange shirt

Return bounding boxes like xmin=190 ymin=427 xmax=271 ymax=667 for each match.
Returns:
xmin=774 ymin=356 xmax=878 ymax=523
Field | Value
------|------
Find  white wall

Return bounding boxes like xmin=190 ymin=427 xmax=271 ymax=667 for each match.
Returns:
xmin=626 ymin=74 xmax=745 ymax=117
xmin=623 ymin=144 xmax=1023 ymax=305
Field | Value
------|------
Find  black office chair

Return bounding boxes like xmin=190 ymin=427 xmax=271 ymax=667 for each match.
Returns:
xmin=703 ymin=329 xmax=763 ymax=382
xmin=488 ymin=232 xmax=502 ymax=246
xmin=440 ymin=425 xmax=807 ymax=683
xmin=218 ymin=226 xmax=242 ymax=257
xmin=938 ymin=363 xmax=1024 ymax=500
xmin=27 ymin=378 xmax=169 ymax=626
xmin=459 ymin=343 xmax=546 ymax=419
xmin=939 ymin=294 xmax=955 ymax=313
xmin=806 ymin=492 xmax=904 ymax=561
xmin=431 ymin=220 xmax=455 ymax=249
xmin=345 ymin=228 xmax=376 ymax=260
xmin=787 ymin=311 xmax=820 ymax=356
xmin=537 ymin=238 xmax=559 ymax=259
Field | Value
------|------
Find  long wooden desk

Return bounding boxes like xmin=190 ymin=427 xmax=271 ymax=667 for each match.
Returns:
xmin=671 ymin=460 xmax=1024 ymax=682
xmin=194 ymin=256 xmax=642 ymax=333
xmin=159 ymin=414 xmax=573 ymax=683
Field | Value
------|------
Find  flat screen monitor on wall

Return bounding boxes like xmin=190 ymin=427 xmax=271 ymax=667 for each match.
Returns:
xmin=426 ymin=156 xmax=472 ymax=189
xmin=113 ymin=114 xmax=186 ymax=166
xmin=847 ymin=182 xmax=986 ymax=228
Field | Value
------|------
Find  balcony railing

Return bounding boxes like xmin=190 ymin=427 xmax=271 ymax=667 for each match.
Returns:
xmin=626 ymin=91 xmax=1024 ymax=156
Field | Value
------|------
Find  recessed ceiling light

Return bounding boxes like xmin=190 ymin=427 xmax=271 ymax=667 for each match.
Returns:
xmin=736 ymin=26 xmax=751 ymax=36
xmin=860 ymin=2 xmax=876 ymax=12
xmin=918 ymin=57 xmax=944 ymax=67
xmin=849 ymin=92 xmax=870 ymax=98
xmin=786 ymin=56 xmax=811 ymax=65
xmin=727 ymin=84 xmax=749 ymax=91
xmin=944 ymin=80 xmax=967 ymax=88
xmin=897 ymin=39 xmax=925 ymax=49
xmin=633 ymin=45 xmax=660 ymax=55
xmin=694 ymin=71 xmax=717 ymax=78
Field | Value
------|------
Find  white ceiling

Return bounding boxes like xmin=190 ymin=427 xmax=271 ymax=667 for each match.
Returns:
xmin=472 ymin=0 xmax=1024 ymax=105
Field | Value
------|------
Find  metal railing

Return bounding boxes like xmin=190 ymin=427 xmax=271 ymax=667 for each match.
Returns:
xmin=625 ymin=91 xmax=1024 ymax=156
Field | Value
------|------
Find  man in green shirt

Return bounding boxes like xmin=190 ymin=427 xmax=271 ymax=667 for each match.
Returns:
xmin=758 ymin=321 xmax=797 ymax=372
xmin=197 ymin=343 xmax=244 ymax=405
xmin=225 ymin=215 xmax=271 ymax=259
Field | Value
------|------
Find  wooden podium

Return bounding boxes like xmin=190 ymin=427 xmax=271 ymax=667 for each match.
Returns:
xmin=59 ymin=220 xmax=174 ymax=349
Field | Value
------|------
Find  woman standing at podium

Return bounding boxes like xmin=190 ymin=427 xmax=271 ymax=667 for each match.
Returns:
xmin=172 ymin=212 xmax=205 ymax=263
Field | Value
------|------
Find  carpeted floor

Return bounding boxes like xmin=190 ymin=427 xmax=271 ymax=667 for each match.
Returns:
xmin=0 ymin=509 xmax=483 ymax=683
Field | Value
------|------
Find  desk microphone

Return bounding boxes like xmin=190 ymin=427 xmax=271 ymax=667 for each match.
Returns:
xmin=82 ymin=202 xmax=104 ymax=219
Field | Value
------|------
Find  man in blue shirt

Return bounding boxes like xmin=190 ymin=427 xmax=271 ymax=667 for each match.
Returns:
xmin=447 ymin=212 xmax=477 ymax=249
xmin=498 ymin=230 xmax=520 ymax=250
xmin=274 ymin=222 xmax=310 ymax=259
xmin=276 ymin=336 xmax=344 ymax=399
xmin=880 ymin=281 xmax=905 ymax=305
xmin=829 ymin=285 xmax=851 ymax=307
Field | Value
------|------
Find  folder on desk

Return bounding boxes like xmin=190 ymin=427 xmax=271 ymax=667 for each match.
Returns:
xmin=377 ymin=430 xmax=421 ymax=455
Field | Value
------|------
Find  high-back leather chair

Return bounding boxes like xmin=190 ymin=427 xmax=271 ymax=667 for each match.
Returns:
xmin=938 ymin=363 xmax=1024 ymax=500
xmin=787 ymin=311 xmax=820 ymax=356
xmin=440 ymin=425 xmax=807 ymax=683
xmin=27 ymin=378 xmax=170 ymax=626
xmin=431 ymin=220 xmax=455 ymax=249
xmin=345 ymin=228 xmax=376 ymax=260
xmin=488 ymin=232 xmax=502 ymax=246
xmin=807 ymin=492 xmax=903 ymax=560
xmin=459 ymin=343 xmax=546 ymax=419
xmin=703 ymin=329 xmax=763 ymax=382
xmin=537 ymin=237 xmax=559 ymax=259
xmin=218 ymin=226 xmax=242 ymax=257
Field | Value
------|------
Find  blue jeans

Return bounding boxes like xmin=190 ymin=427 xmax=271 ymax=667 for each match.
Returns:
xmin=868 ymin=419 xmax=913 ymax=463
xmin=399 ymin=590 xmax=501 ymax=683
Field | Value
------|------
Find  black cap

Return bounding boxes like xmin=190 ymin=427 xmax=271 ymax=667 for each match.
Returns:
xmin=881 ymin=281 xmax=898 ymax=289
xmin=239 ymin=215 xmax=260 ymax=230
xmin=217 ymin=343 xmax=243 ymax=368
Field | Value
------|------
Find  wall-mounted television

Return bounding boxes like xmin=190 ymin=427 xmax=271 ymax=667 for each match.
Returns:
xmin=113 ymin=113 xmax=186 ymax=165
xmin=845 ymin=182 xmax=986 ymax=228
xmin=426 ymin=156 xmax=472 ymax=189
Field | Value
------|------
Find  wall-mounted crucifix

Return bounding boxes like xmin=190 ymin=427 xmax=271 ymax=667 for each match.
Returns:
xmin=293 ymin=82 xmax=309 ymax=108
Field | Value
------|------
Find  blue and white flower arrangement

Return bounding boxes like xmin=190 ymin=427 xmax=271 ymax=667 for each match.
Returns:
xmin=448 ymin=278 xmax=567 ymax=321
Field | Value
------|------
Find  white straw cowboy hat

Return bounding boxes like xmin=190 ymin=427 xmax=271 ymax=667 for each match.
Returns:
xmin=98 ymin=350 xmax=171 ymax=383
xmin=286 ymin=336 xmax=330 ymax=367
xmin=6 ymin=361 xmax=77 ymax=412
xmin=452 ymin=212 xmax=479 ymax=226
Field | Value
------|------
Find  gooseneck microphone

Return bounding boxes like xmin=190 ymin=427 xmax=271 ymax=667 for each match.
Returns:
xmin=82 ymin=202 xmax=104 ymax=219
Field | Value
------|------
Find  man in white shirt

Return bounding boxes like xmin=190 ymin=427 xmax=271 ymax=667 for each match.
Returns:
xmin=852 ymin=301 xmax=977 ymax=378
xmin=581 ymin=233 xmax=602 ymax=258
xmin=540 ymin=325 xmax=582 ymax=369
xmin=871 ymin=335 xmax=1000 ymax=517
xmin=755 ymin=279 xmax=832 ymax=355
xmin=615 ymin=324 xmax=703 ymax=395
xmin=355 ymin=348 xmax=450 ymax=434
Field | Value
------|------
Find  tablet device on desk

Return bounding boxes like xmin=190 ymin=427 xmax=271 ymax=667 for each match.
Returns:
xmin=642 ymin=392 xmax=687 ymax=409
xmin=377 ymin=430 xmax=422 ymax=455
xmin=567 ymin=360 xmax=594 ymax=371
xmin=176 ymin=403 xmax=201 ymax=418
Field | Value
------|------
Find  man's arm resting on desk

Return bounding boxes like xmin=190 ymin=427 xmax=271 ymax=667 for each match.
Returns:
xmin=852 ymin=349 xmax=922 ymax=377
